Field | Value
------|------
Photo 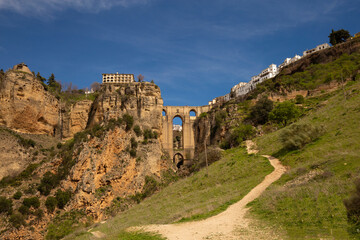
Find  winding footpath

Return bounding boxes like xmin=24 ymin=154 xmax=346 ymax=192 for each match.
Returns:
xmin=130 ymin=140 xmax=287 ymax=240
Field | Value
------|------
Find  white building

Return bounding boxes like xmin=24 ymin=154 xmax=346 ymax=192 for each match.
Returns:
xmin=208 ymin=41 xmax=332 ymax=105
xmin=102 ymin=72 xmax=135 ymax=84
xmin=279 ymin=54 xmax=302 ymax=69
xmin=303 ymin=43 xmax=330 ymax=56
xmin=173 ymin=124 xmax=183 ymax=131
xmin=258 ymin=64 xmax=278 ymax=82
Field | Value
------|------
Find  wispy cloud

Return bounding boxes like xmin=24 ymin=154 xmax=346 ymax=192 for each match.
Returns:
xmin=0 ymin=0 xmax=149 ymax=16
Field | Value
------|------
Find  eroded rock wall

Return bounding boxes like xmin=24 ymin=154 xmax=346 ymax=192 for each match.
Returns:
xmin=62 ymin=125 xmax=169 ymax=220
xmin=0 ymin=70 xmax=59 ymax=135
xmin=88 ymin=82 xmax=163 ymax=132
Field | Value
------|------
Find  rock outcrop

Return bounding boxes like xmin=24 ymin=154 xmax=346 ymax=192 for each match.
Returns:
xmin=88 ymin=82 xmax=163 ymax=131
xmin=0 ymin=66 xmax=59 ymax=135
xmin=61 ymin=100 xmax=93 ymax=139
xmin=63 ymin=125 xmax=170 ymax=220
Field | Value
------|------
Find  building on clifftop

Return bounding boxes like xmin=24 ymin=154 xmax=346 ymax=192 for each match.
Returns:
xmin=102 ymin=72 xmax=135 ymax=83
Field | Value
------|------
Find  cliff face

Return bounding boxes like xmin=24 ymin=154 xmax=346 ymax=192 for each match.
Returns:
xmin=0 ymin=68 xmax=59 ymax=135
xmin=62 ymin=125 xmax=169 ymax=220
xmin=89 ymin=82 xmax=163 ymax=131
xmin=0 ymin=64 xmax=172 ymax=239
xmin=61 ymin=100 xmax=93 ymax=139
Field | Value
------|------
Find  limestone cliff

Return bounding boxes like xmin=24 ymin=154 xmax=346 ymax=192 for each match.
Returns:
xmin=0 ymin=66 xmax=59 ymax=135
xmin=62 ymin=125 xmax=170 ymax=220
xmin=88 ymin=82 xmax=163 ymax=131
xmin=61 ymin=100 xmax=93 ymax=139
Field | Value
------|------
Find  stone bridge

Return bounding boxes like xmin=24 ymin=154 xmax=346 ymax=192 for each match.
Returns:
xmin=161 ymin=105 xmax=211 ymax=166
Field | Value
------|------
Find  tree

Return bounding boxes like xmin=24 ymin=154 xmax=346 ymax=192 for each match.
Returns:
xmin=329 ymin=29 xmax=351 ymax=46
xmin=249 ymin=96 xmax=274 ymax=125
xmin=137 ymin=74 xmax=144 ymax=82
xmin=36 ymin=72 xmax=46 ymax=83
xmin=47 ymin=73 xmax=56 ymax=86
xmin=90 ymin=82 xmax=101 ymax=91
xmin=269 ymin=101 xmax=301 ymax=126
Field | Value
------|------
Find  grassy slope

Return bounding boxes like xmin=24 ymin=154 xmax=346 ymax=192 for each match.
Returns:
xmin=69 ymin=147 xmax=273 ymax=239
xmin=250 ymin=80 xmax=360 ymax=239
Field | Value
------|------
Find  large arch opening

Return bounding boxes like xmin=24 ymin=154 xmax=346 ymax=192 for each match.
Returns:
xmin=173 ymin=115 xmax=183 ymax=150
xmin=173 ymin=153 xmax=184 ymax=169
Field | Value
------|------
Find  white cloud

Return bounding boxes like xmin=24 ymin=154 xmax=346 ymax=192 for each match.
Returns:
xmin=0 ymin=0 xmax=149 ymax=16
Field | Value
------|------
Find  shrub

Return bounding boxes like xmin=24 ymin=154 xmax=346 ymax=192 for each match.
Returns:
xmin=269 ymin=101 xmax=301 ymax=126
xmin=129 ymin=149 xmax=137 ymax=157
xmin=199 ymin=112 xmax=208 ymax=119
xmin=55 ymin=189 xmax=72 ymax=209
xmin=0 ymin=196 xmax=13 ymax=214
xmin=13 ymin=191 xmax=22 ymax=200
xmin=18 ymin=205 xmax=30 ymax=215
xmin=38 ymin=171 xmax=58 ymax=195
xmin=34 ymin=209 xmax=44 ymax=220
xmin=23 ymin=197 xmax=40 ymax=209
xmin=295 ymin=95 xmax=305 ymax=104
xmin=143 ymin=129 xmax=157 ymax=140
xmin=344 ymin=179 xmax=360 ymax=235
xmin=249 ymin=96 xmax=273 ymax=125
xmin=45 ymin=196 xmax=57 ymax=213
xmin=9 ymin=213 xmax=25 ymax=229
xmin=131 ymin=176 xmax=158 ymax=203
xmin=57 ymin=143 xmax=62 ymax=149
xmin=133 ymin=125 xmax=142 ymax=137
xmin=280 ymin=123 xmax=325 ymax=150
xmin=130 ymin=137 xmax=138 ymax=149
xmin=220 ymin=124 xmax=256 ymax=149
xmin=123 ymin=114 xmax=134 ymax=131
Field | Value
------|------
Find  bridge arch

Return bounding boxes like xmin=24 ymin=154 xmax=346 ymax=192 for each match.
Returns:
xmin=161 ymin=105 xmax=211 ymax=163
xmin=173 ymin=153 xmax=184 ymax=168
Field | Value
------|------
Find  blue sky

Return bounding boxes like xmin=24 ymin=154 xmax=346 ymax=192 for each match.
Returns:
xmin=0 ymin=0 xmax=359 ymax=107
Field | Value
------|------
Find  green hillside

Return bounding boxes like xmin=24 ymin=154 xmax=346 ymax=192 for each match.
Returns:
xmin=68 ymin=148 xmax=273 ymax=239
xmin=249 ymin=80 xmax=360 ymax=239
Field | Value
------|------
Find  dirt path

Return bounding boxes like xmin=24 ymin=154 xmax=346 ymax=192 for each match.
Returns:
xmin=130 ymin=141 xmax=286 ymax=240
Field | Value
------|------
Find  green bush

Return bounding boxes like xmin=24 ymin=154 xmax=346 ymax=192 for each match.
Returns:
xmin=131 ymin=176 xmax=158 ymax=203
xmin=295 ymin=95 xmax=305 ymax=104
xmin=199 ymin=112 xmax=208 ymax=118
xmin=0 ymin=196 xmax=13 ymax=214
xmin=344 ymin=178 xmax=360 ymax=235
xmin=123 ymin=114 xmax=134 ymax=131
xmin=38 ymin=171 xmax=58 ymax=195
xmin=13 ymin=191 xmax=22 ymax=200
xmin=269 ymin=101 xmax=301 ymax=126
xmin=131 ymin=137 xmax=138 ymax=149
xmin=45 ymin=196 xmax=57 ymax=213
xmin=129 ymin=149 xmax=137 ymax=157
xmin=133 ymin=125 xmax=142 ymax=137
xmin=249 ymin=96 xmax=274 ymax=125
xmin=220 ymin=124 xmax=256 ymax=149
xmin=143 ymin=129 xmax=157 ymax=140
xmin=23 ymin=197 xmax=40 ymax=209
xmin=9 ymin=213 xmax=25 ymax=229
xmin=18 ymin=205 xmax=30 ymax=215
xmin=55 ymin=189 xmax=71 ymax=209
xmin=279 ymin=123 xmax=325 ymax=150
